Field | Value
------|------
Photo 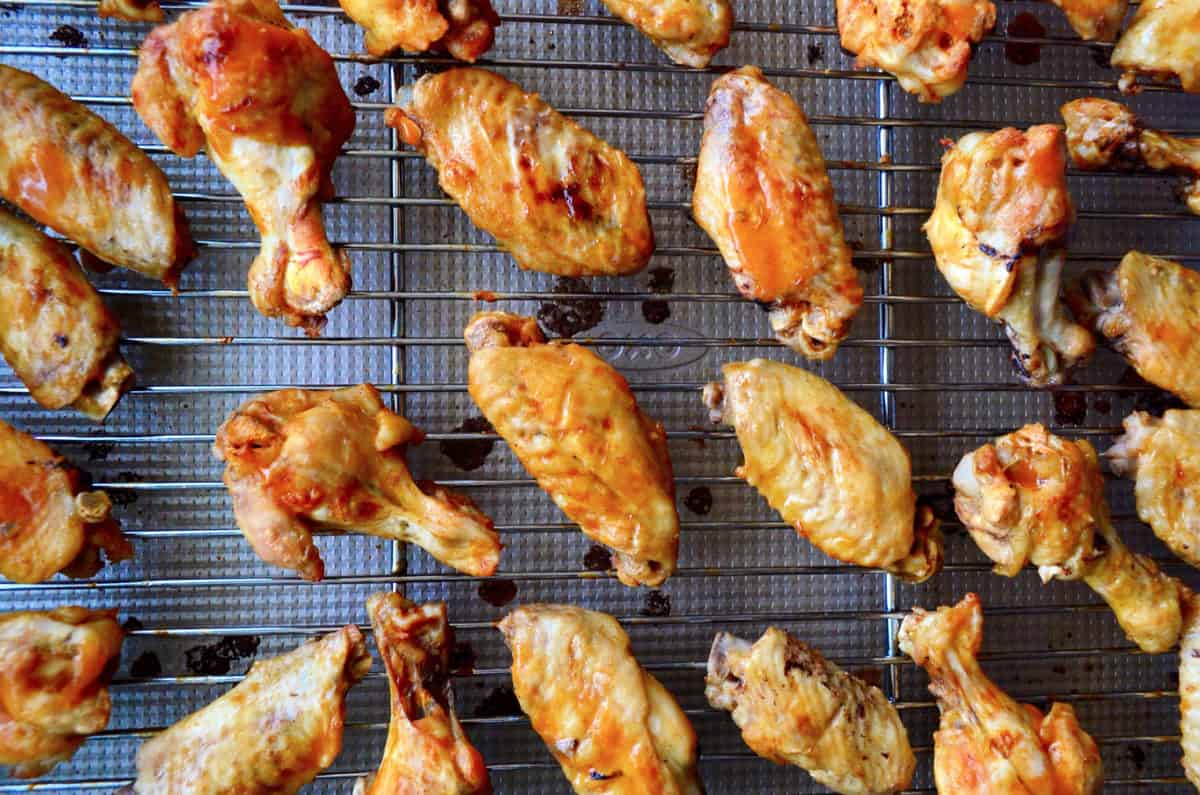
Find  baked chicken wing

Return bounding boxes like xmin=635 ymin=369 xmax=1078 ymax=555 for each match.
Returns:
xmin=0 ymin=207 xmax=132 ymax=421
xmin=98 ymin=0 xmax=164 ymax=21
xmin=499 ymin=604 xmax=702 ymax=795
xmin=1069 ymin=251 xmax=1200 ymax=407
xmin=0 ymin=419 xmax=132 ymax=584
xmin=837 ymin=0 xmax=995 ymax=101
xmin=899 ymin=594 xmax=1103 ymax=795
xmin=703 ymin=359 xmax=943 ymax=582
xmin=1050 ymin=0 xmax=1128 ymax=40
xmin=132 ymin=0 xmax=355 ymax=333
xmin=354 ymin=593 xmax=491 ymax=795
xmin=338 ymin=0 xmax=499 ymax=60
xmin=926 ymin=126 xmax=1094 ymax=386
xmin=599 ymin=0 xmax=732 ymax=67
xmin=1111 ymin=0 xmax=1200 ymax=93
xmin=386 ymin=68 xmax=654 ymax=278
xmin=0 ymin=607 xmax=123 ymax=779
xmin=693 ymin=66 xmax=864 ymax=360
xmin=0 ymin=64 xmax=192 ymax=287
xmin=1181 ymin=594 xmax=1200 ymax=789
xmin=126 ymin=625 xmax=370 ymax=795
xmin=213 ymin=384 xmax=500 ymax=581
xmin=706 ymin=628 xmax=915 ymax=795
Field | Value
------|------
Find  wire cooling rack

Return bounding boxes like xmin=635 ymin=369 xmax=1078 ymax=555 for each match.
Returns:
xmin=2 ymin=0 xmax=1200 ymax=791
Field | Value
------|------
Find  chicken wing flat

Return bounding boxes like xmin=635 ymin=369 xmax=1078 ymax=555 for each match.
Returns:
xmin=899 ymin=594 xmax=1103 ymax=795
xmin=599 ymin=0 xmax=731 ymax=67
xmin=0 ymin=420 xmax=132 ymax=584
xmin=386 ymin=68 xmax=654 ymax=278
xmin=213 ymin=384 xmax=500 ymax=581
xmin=1181 ymin=594 xmax=1200 ymax=789
xmin=126 ymin=626 xmax=370 ymax=795
xmin=926 ymin=126 xmax=1094 ymax=386
xmin=1051 ymin=0 xmax=1128 ymax=40
xmin=0 ymin=207 xmax=132 ymax=422
xmin=693 ymin=66 xmax=863 ymax=360
xmin=703 ymin=359 xmax=943 ymax=582
xmin=98 ymin=0 xmax=164 ymax=21
xmin=338 ymin=0 xmax=499 ymax=60
xmin=1111 ymin=0 xmax=1200 ymax=93
xmin=706 ymin=628 xmax=914 ymax=795
xmin=0 ymin=65 xmax=192 ymax=287
xmin=0 ymin=607 xmax=123 ymax=779
xmin=1069 ymin=251 xmax=1200 ymax=407
xmin=132 ymin=0 xmax=355 ymax=333
xmin=837 ymin=0 xmax=995 ymax=101
xmin=354 ymin=593 xmax=491 ymax=795
xmin=498 ymin=604 xmax=702 ymax=795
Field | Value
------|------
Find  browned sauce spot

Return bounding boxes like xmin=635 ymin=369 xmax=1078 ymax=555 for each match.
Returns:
xmin=647 ymin=267 xmax=675 ymax=294
xmin=353 ymin=75 xmax=381 ymax=96
xmin=49 ymin=24 xmax=87 ymax=48
xmin=129 ymin=651 xmax=162 ymax=678
xmin=1052 ymin=390 xmax=1087 ymax=426
xmin=478 ymin=578 xmax=518 ymax=607
xmin=537 ymin=276 xmax=604 ymax=338
xmin=1092 ymin=395 xmax=1112 ymax=415
xmin=439 ymin=416 xmax=496 ymax=471
xmin=583 ymin=544 xmax=613 ymax=572
xmin=121 ymin=617 xmax=145 ymax=633
xmin=642 ymin=300 xmax=670 ymax=324
xmin=84 ymin=442 xmax=114 ymax=462
xmin=475 ymin=685 xmax=522 ymax=716
xmin=640 ymin=590 xmax=671 ymax=617
xmin=184 ymin=635 xmax=261 ymax=675
xmin=806 ymin=44 xmax=824 ymax=64
xmin=1005 ymin=13 xmax=1045 ymax=66
xmin=683 ymin=486 xmax=712 ymax=515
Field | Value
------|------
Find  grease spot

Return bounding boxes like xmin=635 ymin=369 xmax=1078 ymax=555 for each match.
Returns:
xmin=683 ymin=486 xmax=712 ymax=515
xmin=647 ymin=267 xmax=675 ymax=294
xmin=806 ymin=43 xmax=824 ymax=64
xmin=478 ymin=578 xmax=517 ymax=606
xmin=449 ymin=641 xmax=476 ymax=675
xmin=640 ymin=590 xmax=671 ymax=617
xmin=84 ymin=442 xmax=114 ymax=462
xmin=49 ymin=24 xmax=87 ymax=48
xmin=642 ymin=300 xmax=670 ymax=324
xmin=537 ymin=277 xmax=604 ymax=338
xmin=185 ymin=636 xmax=261 ymax=676
xmin=1092 ymin=395 xmax=1112 ymax=415
xmin=1005 ymin=13 xmax=1045 ymax=66
xmin=583 ymin=544 xmax=613 ymax=572
xmin=440 ymin=416 xmax=495 ymax=471
xmin=130 ymin=651 xmax=162 ymax=678
xmin=1052 ymin=390 xmax=1087 ymax=426
xmin=353 ymin=75 xmax=381 ymax=96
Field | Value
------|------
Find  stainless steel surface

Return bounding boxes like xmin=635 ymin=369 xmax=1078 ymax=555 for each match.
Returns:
xmin=1 ymin=1 xmax=1198 ymax=791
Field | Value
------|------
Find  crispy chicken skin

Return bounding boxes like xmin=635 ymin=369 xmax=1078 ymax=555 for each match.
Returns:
xmin=0 ymin=420 xmax=132 ymax=584
xmin=338 ymin=0 xmax=499 ymax=60
xmin=703 ymin=359 xmax=943 ymax=582
xmin=0 ymin=65 xmax=192 ymax=287
xmin=126 ymin=626 xmax=370 ymax=795
xmin=1181 ymin=594 xmax=1200 ymax=789
xmin=693 ymin=67 xmax=864 ymax=360
xmin=837 ymin=0 xmax=996 ymax=102
xmin=132 ymin=0 xmax=355 ymax=333
xmin=386 ymin=68 xmax=654 ymax=279
xmin=214 ymin=385 xmax=500 ymax=581
xmin=706 ymin=628 xmax=915 ymax=795
xmin=465 ymin=312 xmax=678 ymax=587
xmin=599 ymin=0 xmax=732 ymax=67
xmin=98 ymin=0 xmax=164 ymax=22
xmin=926 ymin=127 xmax=1094 ymax=386
xmin=0 ymin=607 xmax=123 ymax=779
xmin=899 ymin=594 xmax=1103 ymax=795
xmin=354 ymin=594 xmax=491 ymax=795
xmin=1050 ymin=0 xmax=1128 ymax=40
xmin=0 ymin=208 xmax=132 ymax=422
xmin=1069 ymin=252 xmax=1200 ymax=407
xmin=499 ymin=605 xmax=702 ymax=795
xmin=1111 ymin=0 xmax=1200 ymax=93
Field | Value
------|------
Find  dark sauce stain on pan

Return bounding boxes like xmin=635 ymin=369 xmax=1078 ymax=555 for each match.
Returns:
xmin=1005 ymin=13 xmax=1045 ymax=66
xmin=647 ymin=267 xmax=675 ymax=294
xmin=475 ymin=686 xmax=522 ymax=717
xmin=440 ymin=416 xmax=496 ymax=471
xmin=478 ymin=578 xmax=518 ymax=607
xmin=640 ymin=590 xmax=671 ymax=617
xmin=641 ymin=300 xmax=670 ymax=324
xmin=1052 ymin=390 xmax=1088 ymax=426
xmin=49 ymin=24 xmax=87 ymax=48
xmin=184 ymin=636 xmax=261 ymax=676
xmin=683 ymin=486 xmax=713 ymax=516
xmin=129 ymin=651 xmax=162 ymax=679
xmin=449 ymin=641 xmax=477 ymax=675
xmin=537 ymin=277 xmax=604 ymax=338
xmin=583 ymin=544 xmax=613 ymax=572
xmin=353 ymin=75 xmax=381 ymax=96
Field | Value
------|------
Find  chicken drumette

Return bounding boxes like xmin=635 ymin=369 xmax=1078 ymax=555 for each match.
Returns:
xmin=132 ymin=0 xmax=355 ymax=333
xmin=339 ymin=0 xmax=499 ymax=60
xmin=926 ymin=126 xmax=1094 ymax=386
xmin=693 ymin=66 xmax=864 ymax=360
xmin=599 ymin=0 xmax=732 ymax=67
xmin=213 ymin=385 xmax=500 ymax=581
xmin=900 ymin=594 xmax=1103 ymax=795
xmin=1181 ymin=595 xmax=1200 ymax=789
xmin=1050 ymin=0 xmax=1128 ymax=41
xmin=1111 ymin=0 xmax=1200 ymax=93
xmin=707 ymin=628 xmax=915 ymax=795
xmin=499 ymin=605 xmax=702 ymax=795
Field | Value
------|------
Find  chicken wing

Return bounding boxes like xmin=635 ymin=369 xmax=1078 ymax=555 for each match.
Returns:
xmin=926 ymin=126 xmax=1094 ymax=386
xmin=899 ymin=594 xmax=1103 ymax=795
xmin=0 ymin=607 xmax=123 ymax=779
xmin=98 ymin=0 xmax=164 ymax=22
xmin=1181 ymin=594 xmax=1200 ymax=789
xmin=126 ymin=625 xmax=370 ymax=794
xmin=0 ymin=207 xmax=132 ymax=422
xmin=702 ymin=359 xmax=943 ymax=582
xmin=1111 ymin=0 xmax=1200 ymax=93
xmin=132 ymin=0 xmax=355 ymax=333
xmin=693 ymin=66 xmax=863 ymax=360
xmin=464 ymin=312 xmax=677 ymax=587
xmin=706 ymin=628 xmax=915 ymax=795
xmin=598 ymin=0 xmax=732 ymax=67
xmin=1051 ymin=0 xmax=1128 ymax=41
xmin=0 ymin=64 xmax=192 ymax=287
xmin=354 ymin=594 xmax=491 ymax=795
xmin=386 ymin=68 xmax=654 ymax=278
xmin=338 ymin=0 xmax=499 ymax=60
xmin=1069 ymin=251 xmax=1200 ymax=407
xmin=0 ymin=419 xmax=132 ymax=584
xmin=498 ymin=604 xmax=702 ymax=795
xmin=837 ymin=0 xmax=995 ymax=102
xmin=213 ymin=384 xmax=500 ymax=581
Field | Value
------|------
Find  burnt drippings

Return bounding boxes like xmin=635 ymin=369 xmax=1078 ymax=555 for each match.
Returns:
xmin=647 ymin=267 xmax=675 ymax=294
xmin=478 ymin=578 xmax=518 ymax=607
xmin=683 ymin=486 xmax=713 ymax=516
xmin=537 ymin=276 xmax=604 ymax=338
xmin=184 ymin=635 xmax=261 ymax=676
xmin=583 ymin=544 xmax=613 ymax=572
xmin=353 ymin=75 xmax=381 ymax=96
xmin=1005 ymin=13 xmax=1045 ymax=66
xmin=1092 ymin=395 xmax=1112 ymax=415
xmin=84 ymin=442 xmax=114 ymax=462
xmin=1125 ymin=744 xmax=1147 ymax=771
xmin=1052 ymin=390 xmax=1088 ymax=426
xmin=49 ymin=24 xmax=87 ymax=48
xmin=475 ymin=685 xmax=522 ymax=717
xmin=129 ymin=651 xmax=162 ymax=679
xmin=109 ymin=490 xmax=139 ymax=507
xmin=806 ymin=43 xmax=824 ymax=64
xmin=640 ymin=590 xmax=671 ymax=617
xmin=1089 ymin=45 xmax=1112 ymax=69
xmin=641 ymin=300 xmax=670 ymax=324
xmin=449 ymin=641 xmax=477 ymax=676
xmin=121 ymin=617 xmax=144 ymax=633
xmin=439 ymin=416 xmax=496 ymax=471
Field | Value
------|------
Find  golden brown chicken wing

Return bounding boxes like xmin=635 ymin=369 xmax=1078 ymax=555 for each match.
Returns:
xmin=499 ymin=604 xmax=702 ymax=795
xmin=213 ymin=384 xmax=500 ymax=581
xmin=0 ymin=65 xmax=192 ymax=288
xmin=0 ymin=207 xmax=132 ymax=422
xmin=1069 ymin=251 xmax=1200 ymax=407
xmin=1050 ymin=0 xmax=1128 ymax=40
xmin=354 ymin=594 xmax=491 ymax=795
xmin=132 ymin=0 xmax=355 ymax=333
xmin=0 ymin=420 xmax=132 ymax=584
xmin=386 ymin=68 xmax=654 ymax=279
xmin=598 ymin=0 xmax=731 ymax=67
xmin=926 ymin=126 xmax=1094 ymax=386
xmin=706 ymin=628 xmax=915 ymax=795
xmin=0 ymin=607 xmax=123 ymax=779
xmin=464 ymin=312 xmax=677 ymax=587
xmin=126 ymin=625 xmax=370 ymax=795
xmin=339 ymin=0 xmax=499 ymax=60
xmin=703 ymin=359 xmax=943 ymax=582
xmin=1181 ymin=594 xmax=1200 ymax=789
xmin=693 ymin=66 xmax=863 ymax=360
xmin=98 ymin=0 xmax=164 ymax=21
xmin=837 ymin=0 xmax=995 ymax=101
xmin=899 ymin=594 xmax=1103 ymax=795
xmin=1111 ymin=0 xmax=1200 ymax=93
